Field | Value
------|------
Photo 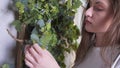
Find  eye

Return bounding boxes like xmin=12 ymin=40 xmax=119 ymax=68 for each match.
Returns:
xmin=94 ymin=6 xmax=103 ymax=11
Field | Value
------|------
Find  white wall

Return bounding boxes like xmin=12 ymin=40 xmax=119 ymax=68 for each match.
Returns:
xmin=0 ymin=0 xmax=16 ymax=67
xmin=74 ymin=0 xmax=87 ymax=44
xmin=64 ymin=0 xmax=87 ymax=68
xmin=74 ymin=0 xmax=87 ymax=30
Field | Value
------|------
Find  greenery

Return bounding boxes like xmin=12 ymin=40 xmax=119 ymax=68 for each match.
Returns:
xmin=9 ymin=0 xmax=82 ymax=68
xmin=2 ymin=64 xmax=9 ymax=68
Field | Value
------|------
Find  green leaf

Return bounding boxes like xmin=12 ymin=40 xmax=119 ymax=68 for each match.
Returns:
xmin=38 ymin=14 xmax=43 ymax=19
xmin=12 ymin=20 xmax=20 ymax=25
xmin=47 ymin=19 xmax=52 ymax=23
xmin=31 ymin=27 xmax=38 ymax=34
xmin=41 ymin=0 xmax=45 ymax=2
xmin=67 ymin=0 xmax=72 ymax=9
xmin=46 ymin=23 xmax=51 ymax=30
xmin=49 ymin=34 xmax=57 ymax=46
xmin=2 ymin=64 xmax=9 ymax=68
xmin=50 ymin=6 xmax=59 ymax=14
xmin=72 ymin=0 xmax=82 ymax=9
xmin=40 ymin=31 xmax=52 ymax=46
xmin=31 ymin=33 xmax=40 ymax=44
xmin=24 ymin=17 xmax=34 ymax=25
xmin=40 ymin=27 xmax=46 ymax=32
xmin=12 ymin=20 xmax=21 ymax=32
xmin=37 ymin=19 xmax=45 ymax=27
xmin=16 ymin=2 xmax=25 ymax=14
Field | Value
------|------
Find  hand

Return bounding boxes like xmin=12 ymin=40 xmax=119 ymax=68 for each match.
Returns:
xmin=24 ymin=44 xmax=60 ymax=68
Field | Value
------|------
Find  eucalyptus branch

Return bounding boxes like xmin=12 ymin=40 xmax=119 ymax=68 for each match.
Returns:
xmin=13 ymin=0 xmax=81 ymax=67
xmin=7 ymin=29 xmax=24 ymax=43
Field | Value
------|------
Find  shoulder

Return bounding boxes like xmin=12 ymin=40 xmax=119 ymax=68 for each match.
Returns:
xmin=112 ymin=54 xmax=120 ymax=68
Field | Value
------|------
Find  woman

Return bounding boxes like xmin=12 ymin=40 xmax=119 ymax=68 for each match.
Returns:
xmin=24 ymin=0 xmax=120 ymax=68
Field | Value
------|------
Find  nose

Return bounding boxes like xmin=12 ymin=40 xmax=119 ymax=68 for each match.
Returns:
xmin=85 ymin=7 xmax=93 ymax=17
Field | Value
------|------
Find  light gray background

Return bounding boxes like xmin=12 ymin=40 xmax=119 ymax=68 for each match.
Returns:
xmin=0 ymin=0 xmax=16 ymax=66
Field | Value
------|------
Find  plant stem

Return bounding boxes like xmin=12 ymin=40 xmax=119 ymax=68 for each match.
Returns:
xmin=15 ymin=24 xmax=26 ymax=68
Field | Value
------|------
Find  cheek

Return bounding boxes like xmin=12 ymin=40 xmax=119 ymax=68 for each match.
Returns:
xmin=94 ymin=16 xmax=112 ymax=32
xmin=85 ymin=14 xmax=112 ymax=33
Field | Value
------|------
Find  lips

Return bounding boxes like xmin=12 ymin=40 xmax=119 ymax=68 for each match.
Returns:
xmin=85 ymin=19 xmax=92 ymax=24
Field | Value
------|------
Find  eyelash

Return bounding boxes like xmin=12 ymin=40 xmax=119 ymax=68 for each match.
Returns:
xmin=94 ymin=6 xmax=103 ymax=11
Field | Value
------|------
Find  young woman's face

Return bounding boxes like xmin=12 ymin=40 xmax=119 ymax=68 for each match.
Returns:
xmin=84 ymin=0 xmax=113 ymax=33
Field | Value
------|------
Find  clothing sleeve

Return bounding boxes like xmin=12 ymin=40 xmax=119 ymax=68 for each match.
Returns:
xmin=112 ymin=54 xmax=120 ymax=68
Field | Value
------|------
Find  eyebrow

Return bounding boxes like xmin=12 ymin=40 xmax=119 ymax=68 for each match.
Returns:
xmin=95 ymin=1 xmax=107 ymax=7
xmin=89 ymin=0 xmax=107 ymax=7
xmin=96 ymin=1 xmax=104 ymax=5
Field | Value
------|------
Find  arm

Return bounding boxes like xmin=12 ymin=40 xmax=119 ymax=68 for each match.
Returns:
xmin=24 ymin=44 xmax=60 ymax=68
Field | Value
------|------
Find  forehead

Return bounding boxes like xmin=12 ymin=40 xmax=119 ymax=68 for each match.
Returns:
xmin=89 ymin=0 xmax=110 ymax=7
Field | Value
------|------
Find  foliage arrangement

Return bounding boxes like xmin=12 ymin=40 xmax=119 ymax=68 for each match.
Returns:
xmin=7 ymin=0 xmax=82 ymax=68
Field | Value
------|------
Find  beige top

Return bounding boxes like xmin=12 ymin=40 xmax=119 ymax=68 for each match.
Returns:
xmin=73 ymin=46 xmax=120 ymax=68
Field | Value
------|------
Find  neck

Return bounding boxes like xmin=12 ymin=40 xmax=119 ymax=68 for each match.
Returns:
xmin=95 ymin=33 xmax=105 ymax=47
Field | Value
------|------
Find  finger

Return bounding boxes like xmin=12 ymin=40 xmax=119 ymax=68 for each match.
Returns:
xmin=28 ymin=46 xmax=40 ymax=62
xmin=25 ymin=45 xmax=30 ymax=50
xmin=24 ymin=45 xmax=31 ymax=53
xmin=32 ymin=44 xmax=43 ymax=56
xmin=44 ymin=49 xmax=54 ymax=59
xmin=25 ymin=50 xmax=36 ymax=65
xmin=25 ymin=58 xmax=33 ymax=68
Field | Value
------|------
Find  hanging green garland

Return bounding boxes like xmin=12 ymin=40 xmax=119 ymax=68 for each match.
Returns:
xmin=5 ymin=0 xmax=82 ymax=68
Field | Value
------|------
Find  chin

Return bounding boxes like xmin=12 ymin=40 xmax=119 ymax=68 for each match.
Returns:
xmin=85 ymin=27 xmax=107 ymax=33
xmin=85 ymin=26 xmax=95 ymax=33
